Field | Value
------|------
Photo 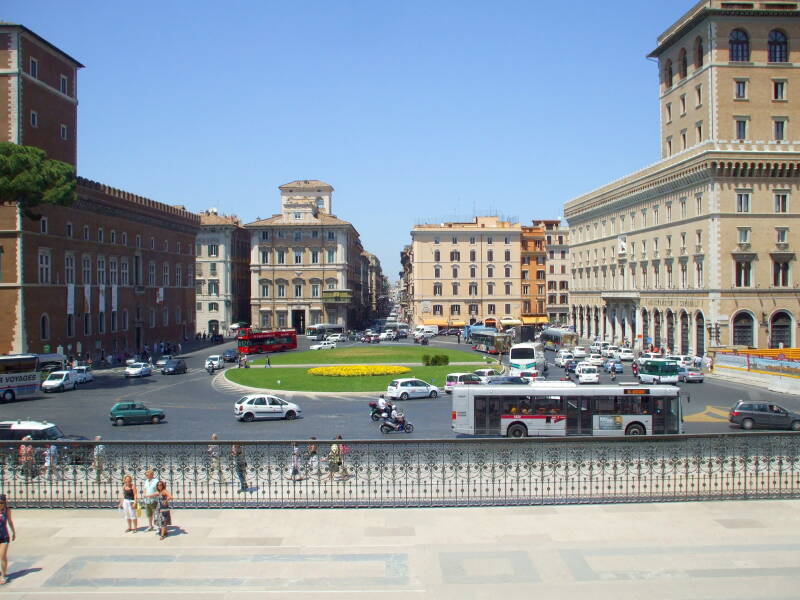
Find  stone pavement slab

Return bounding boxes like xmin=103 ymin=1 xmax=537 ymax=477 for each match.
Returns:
xmin=1 ymin=500 xmax=799 ymax=599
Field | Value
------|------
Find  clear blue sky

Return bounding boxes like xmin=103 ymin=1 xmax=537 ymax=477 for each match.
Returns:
xmin=5 ymin=0 xmax=691 ymax=277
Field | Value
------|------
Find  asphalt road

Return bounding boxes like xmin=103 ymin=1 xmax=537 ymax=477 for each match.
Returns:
xmin=3 ymin=336 xmax=798 ymax=441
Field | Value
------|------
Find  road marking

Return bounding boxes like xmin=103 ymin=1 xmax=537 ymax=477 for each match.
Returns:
xmin=684 ymin=405 xmax=730 ymax=423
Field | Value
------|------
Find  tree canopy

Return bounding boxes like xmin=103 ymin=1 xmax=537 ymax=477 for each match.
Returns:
xmin=0 ymin=142 xmax=76 ymax=219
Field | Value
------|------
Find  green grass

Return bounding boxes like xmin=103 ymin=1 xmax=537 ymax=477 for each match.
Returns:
xmin=226 ymin=365 xmax=465 ymax=392
xmin=248 ymin=345 xmax=485 ymax=366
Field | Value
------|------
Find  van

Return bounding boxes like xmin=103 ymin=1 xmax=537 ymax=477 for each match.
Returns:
xmin=445 ymin=372 xmax=482 ymax=393
xmin=555 ymin=351 xmax=574 ymax=367
xmin=41 ymin=370 xmax=77 ymax=393
xmin=414 ymin=325 xmax=439 ymax=337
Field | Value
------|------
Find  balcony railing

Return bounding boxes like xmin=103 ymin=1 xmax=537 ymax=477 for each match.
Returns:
xmin=2 ymin=434 xmax=799 ymax=508
xmin=322 ymin=289 xmax=353 ymax=303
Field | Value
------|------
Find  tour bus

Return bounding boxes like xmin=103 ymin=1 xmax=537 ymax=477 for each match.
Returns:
xmin=451 ymin=383 xmax=683 ymax=437
xmin=305 ymin=323 xmax=345 ymax=341
xmin=538 ymin=327 xmax=578 ymax=351
xmin=508 ymin=343 xmax=546 ymax=376
xmin=237 ymin=329 xmax=298 ymax=354
xmin=471 ymin=331 xmax=512 ymax=355
xmin=638 ymin=359 xmax=680 ymax=384
xmin=0 ymin=354 xmax=42 ymax=403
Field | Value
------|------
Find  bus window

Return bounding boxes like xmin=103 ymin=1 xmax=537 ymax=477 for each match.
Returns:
xmin=595 ymin=397 xmax=615 ymax=414
xmin=533 ymin=396 xmax=562 ymax=414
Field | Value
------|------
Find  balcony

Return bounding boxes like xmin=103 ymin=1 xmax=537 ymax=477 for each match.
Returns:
xmin=322 ymin=289 xmax=353 ymax=303
xmin=776 ymin=242 xmax=790 ymax=251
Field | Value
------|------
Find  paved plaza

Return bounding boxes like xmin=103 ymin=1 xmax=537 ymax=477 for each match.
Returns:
xmin=0 ymin=499 xmax=797 ymax=598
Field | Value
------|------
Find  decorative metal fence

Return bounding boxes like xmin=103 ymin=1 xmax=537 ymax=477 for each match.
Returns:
xmin=1 ymin=433 xmax=799 ymax=508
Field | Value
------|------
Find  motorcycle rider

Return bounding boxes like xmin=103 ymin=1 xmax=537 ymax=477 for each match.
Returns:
xmin=388 ymin=406 xmax=406 ymax=430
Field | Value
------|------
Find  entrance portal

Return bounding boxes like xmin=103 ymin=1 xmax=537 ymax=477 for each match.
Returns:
xmin=291 ymin=310 xmax=306 ymax=334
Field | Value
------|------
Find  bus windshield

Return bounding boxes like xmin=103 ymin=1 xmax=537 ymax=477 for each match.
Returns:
xmin=509 ymin=347 xmax=536 ymax=360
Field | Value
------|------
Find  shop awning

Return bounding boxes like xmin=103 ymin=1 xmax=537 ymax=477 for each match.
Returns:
xmin=450 ymin=321 xmax=466 ymax=327
xmin=521 ymin=316 xmax=548 ymax=325
xmin=500 ymin=318 xmax=523 ymax=326
xmin=421 ymin=318 xmax=448 ymax=326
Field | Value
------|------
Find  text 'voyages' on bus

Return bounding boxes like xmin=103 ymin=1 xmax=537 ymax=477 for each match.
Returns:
xmin=451 ymin=383 xmax=684 ymax=437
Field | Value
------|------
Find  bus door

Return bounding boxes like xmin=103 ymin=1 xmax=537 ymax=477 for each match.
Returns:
xmin=474 ymin=395 xmax=501 ymax=435
xmin=650 ymin=396 xmax=680 ymax=434
xmin=565 ymin=396 xmax=592 ymax=435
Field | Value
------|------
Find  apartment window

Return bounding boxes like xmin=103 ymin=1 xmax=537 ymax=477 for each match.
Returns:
xmin=83 ymin=313 xmax=91 ymax=336
xmin=434 ymin=237 xmax=440 ymax=245
xmin=775 ymin=193 xmax=788 ymax=213
xmin=469 ymin=237 xmax=476 ymax=245
xmin=294 ymin=284 xmax=303 ymax=298
xmin=450 ymin=251 xmax=461 ymax=262
xmin=487 ymin=266 xmax=494 ymax=278
xmin=82 ymin=256 xmax=91 ymax=284
xmin=666 ymin=137 xmax=673 ymax=156
xmin=150 ymin=237 xmax=155 ymax=249
xmin=149 ymin=309 xmax=156 ymax=327
xmin=504 ymin=266 xmax=511 ymax=277
xmin=451 ymin=237 xmax=458 ymax=244
xmin=774 ymin=119 xmax=786 ymax=141
xmin=327 ymin=249 xmax=335 ymax=262
xmin=173 ymin=264 xmax=180 ymax=287
xmin=504 ymin=282 xmax=512 ymax=295
xmin=738 ymin=228 xmax=751 ymax=244
xmin=110 ymin=230 xmax=117 ymax=244
xmin=451 ymin=266 xmax=458 ymax=278
xmin=768 ymin=29 xmax=789 ymax=63
xmin=260 ymin=250 xmax=269 ymax=264
xmin=734 ymin=80 xmax=747 ymax=100
xmin=208 ymin=280 xmax=219 ymax=296
xmin=64 ymin=254 xmax=75 ymax=284
xmin=294 ymin=213 xmax=301 ymax=221
xmin=549 ymin=265 xmax=555 ymax=274
xmin=736 ymin=192 xmax=750 ymax=213
xmin=666 ymin=204 xmax=672 ymax=221
xmin=327 ymin=231 xmax=335 ymax=241
xmin=696 ymin=122 xmax=703 ymax=143
xmin=680 ymin=263 xmax=688 ymax=288
xmin=98 ymin=228 xmax=104 ymax=243
xmin=665 ymin=103 xmax=672 ymax=123
xmin=696 ymin=230 xmax=702 ymax=246
xmin=695 ymin=261 xmax=704 ymax=287
xmin=38 ymin=250 xmax=51 ymax=283
xmin=487 ymin=282 xmax=494 ymax=296
xmin=774 ymin=260 xmax=790 ymax=286
xmin=729 ymin=29 xmax=750 ymax=62
xmin=261 ymin=284 xmax=270 ymax=297
xmin=135 ymin=234 xmax=141 ymax=248
xmin=208 ymin=244 xmax=219 ymax=257
xmin=469 ymin=266 xmax=476 ymax=278
xmin=664 ymin=60 xmax=673 ymax=88
xmin=148 ymin=262 xmax=155 ymax=286
xmin=60 ymin=74 xmax=68 ymax=94
xmin=30 ymin=111 xmax=38 ymax=128
xmin=293 ymin=230 xmax=301 ymax=241
xmin=66 ymin=314 xmax=74 ymax=337
xmin=162 ymin=263 xmax=170 ymax=286
xmin=277 ymin=284 xmax=286 ymax=298
xmin=60 ymin=124 xmax=68 ymax=140
xmin=434 ymin=266 xmax=441 ymax=278
xmin=735 ymin=261 xmax=752 ymax=287
xmin=294 ymin=251 xmax=302 ymax=264
xmin=681 ymin=131 xmax=687 ymax=150
xmin=277 ymin=230 xmax=286 ymax=239
xmin=468 ymin=304 xmax=478 ymax=316
xmin=433 ymin=283 xmax=442 ymax=296
xmin=83 ymin=225 xmax=90 ymax=240
xmin=487 ymin=237 xmax=493 ymax=245
xmin=487 ymin=304 xmax=496 ymax=315
xmin=260 ymin=231 xmax=270 ymax=241
xmin=311 ymin=284 xmax=320 ymax=298
xmin=469 ymin=282 xmax=478 ymax=295
xmin=433 ymin=250 xmax=441 ymax=262
xmin=696 ymin=195 xmax=703 ymax=215
xmin=29 ymin=57 xmax=38 ymax=78
xmin=680 ymin=199 xmax=687 ymax=218
xmin=277 ymin=250 xmax=285 ymax=264
xmin=504 ymin=250 xmax=511 ymax=261
xmin=433 ymin=304 xmax=443 ymax=316
xmin=735 ymin=119 xmax=747 ymax=140
xmin=504 ymin=303 xmax=511 ymax=315
xmin=310 ymin=250 xmax=319 ymax=264
xmin=777 ymin=228 xmax=789 ymax=244
xmin=208 ymin=302 xmax=219 ymax=312
xmin=487 ymin=250 xmax=494 ymax=262
xmin=695 ymin=85 xmax=702 ymax=106
xmin=209 ymin=262 xmax=217 ymax=275
xmin=162 ymin=307 xmax=169 ymax=326
xmin=774 ymin=80 xmax=787 ymax=100
xmin=98 ymin=311 xmax=105 ymax=334
xmin=451 ymin=282 xmax=459 ymax=295
xmin=680 ymin=94 xmax=686 ymax=115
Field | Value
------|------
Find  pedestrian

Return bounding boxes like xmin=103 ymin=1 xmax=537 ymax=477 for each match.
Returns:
xmin=178 ymin=343 xmax=182 ymax=354
xmin=323 ymin=441 xmax=341 ymax=482
xmin=92 ymin=436 xmax=106 ymax=483
xmin=306 ymin=437 xmax=320 ymax=477
xmin=207 ymin=434 xmax=223 ymax=482
xmin=335 ymin=435 xmax=351 ymax=479
xmin=266 ymin=355 xmax=271 ymax=368
xmin=231 ymin=444 xmax=248 ymax=492
xmin=0 ymin=493 xmax=16 ymax=585
xmin=290 ymin=443 xmax=304 ymax=481
xmin=118 ymin=474 xmax=139 ymax=533
xmin=18 ymin=436 xmax=35 ymax=480
xmin=154 ymin=481 xmax=173 ymax=540
xmin=141 ymin=470 xmax=160 ymax=531
xmin=456 ymin=331 xmax=461 ymax=344
xmin=42 ymin=443 xmax=58 ymax=479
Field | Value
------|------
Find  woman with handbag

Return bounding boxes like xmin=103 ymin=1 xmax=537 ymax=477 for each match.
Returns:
xmin=154 ymin=481 xmax=173 ymax=540
xmin=118 ymin=475 xmax=139 ymax=533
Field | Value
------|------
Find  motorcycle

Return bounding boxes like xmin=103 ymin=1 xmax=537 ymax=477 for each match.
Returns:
xmin=206 ymin=364 xmax=214 ymax=375
xmin=368 ymin=401 xmax=393 ymax=422
xmin=380 ymin=418 xmax=414 ymax=434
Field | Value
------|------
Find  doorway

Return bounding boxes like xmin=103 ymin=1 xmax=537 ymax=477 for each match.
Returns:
xmin=291 ymin=310 xmax=306 ymax=334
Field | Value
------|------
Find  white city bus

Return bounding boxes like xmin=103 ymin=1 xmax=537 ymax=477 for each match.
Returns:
xmin=451 ymin=383 xmax=683 ymax=437
xmin=508 ymin=342 xmax=546 ymax=376
xmin=0 ymin=354 xmax=41 ymax=403
xmin=305 ymin=324 xmax=344 ymax=341
xmin=638 ymin=359 xmax=680 ymax=384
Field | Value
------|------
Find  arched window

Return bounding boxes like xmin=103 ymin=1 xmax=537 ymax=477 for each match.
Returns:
xmin=663 ymin=59 xmax=673 ymax=88
xmin=770 ymin=311 xmax=792 ymax=348
xmin=433 ymin=282 xmax=442 ymax=296
xmin=694 ymin=36 xmax=704 ymax=68
xmin=40 ymin=314 xmax=49 ymax=340
xmin=769 ymin=30 xmax=788 ymax=63
xmin=729 ymin=29 xmax=750 ymax=62
xmin=678 ymin=48 xmax=688 ymax=79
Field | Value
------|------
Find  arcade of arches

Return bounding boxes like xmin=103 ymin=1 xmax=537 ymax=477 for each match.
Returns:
xmin=571 ymin=304 xmax=796 ymax=354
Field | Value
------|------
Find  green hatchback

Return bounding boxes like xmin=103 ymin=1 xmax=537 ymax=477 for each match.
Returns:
xmin=110 ymin=402 xmax=165 ymax=426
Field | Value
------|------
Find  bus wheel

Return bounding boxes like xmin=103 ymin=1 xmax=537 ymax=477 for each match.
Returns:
xmin=1 ymin=390 xmax=14 ymax=403
xmin=625 ymin=423 xmax=645 ymax=436
xmin=507 ymin=423 xmax=527 ymax=438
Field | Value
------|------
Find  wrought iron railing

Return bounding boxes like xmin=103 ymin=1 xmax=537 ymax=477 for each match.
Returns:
xmin=1 ymin=433 xmax=799 ymax=508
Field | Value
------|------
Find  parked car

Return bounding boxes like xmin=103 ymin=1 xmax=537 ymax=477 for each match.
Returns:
xmin=678 ymin=366 xmax=704 ymax=383
xmin=124 ymin=363 xmax=152 ymax=378
xmin=234 ymin=394 xmax=302 ymax=422
xmin=618 ymin=348 xmax=635 ymax=361
xmin=41 ymin=370 xmax=78 ymax=392
xmin=603 ymin=360 xmax=624 ymax=374
xmin=161 ymin=359 xmax=187 ymax=375
xmin=72 ymin=366 xmax=94 ymax=384
xmin=222 ymin=349 xmax=239 ymax=362
xmin=110 ymin=402 xmax=165 ymax=426
xmin=445 ymin=372 xmax=483 ymax=393
xmin=310 ymin=341 xmax=337 ymax=350
xmin=155 ymin=355 xmax=173 ymax=368
xmin=387 ymin=378 xmax=439 ymax=400
xmin=205 ymin=355 xmax=224 ymax=369
xmin=729 ymin=401 xmax=800 ymax=431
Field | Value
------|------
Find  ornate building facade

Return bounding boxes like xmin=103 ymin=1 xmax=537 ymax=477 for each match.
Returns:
xmin=565 ymin=1 xmax=800 ymax=353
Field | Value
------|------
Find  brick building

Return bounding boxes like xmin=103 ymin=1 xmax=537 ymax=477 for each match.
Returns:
xmin=0 ymin=24 xmax=199 ymax=357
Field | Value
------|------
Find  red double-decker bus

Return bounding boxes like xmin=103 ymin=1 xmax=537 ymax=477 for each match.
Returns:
xmin=236 ymin=329 xmax=298 ymax=355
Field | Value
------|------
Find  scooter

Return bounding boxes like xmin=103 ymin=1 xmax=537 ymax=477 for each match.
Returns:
xmin=368 ymin=401 xmax=393 ymax=422
xmin=380 ymin=418 xmax=414 ymax=434
xmin=206 ymin=364 xmax=214 ymax=375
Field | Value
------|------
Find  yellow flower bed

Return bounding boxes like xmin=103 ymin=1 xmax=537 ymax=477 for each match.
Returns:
xmin=308 ymin=365 xmax=411 ymax=377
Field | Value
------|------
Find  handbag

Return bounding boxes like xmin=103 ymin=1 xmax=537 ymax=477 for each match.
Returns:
xmin=135 ymin=501 xmax=142 ymax=518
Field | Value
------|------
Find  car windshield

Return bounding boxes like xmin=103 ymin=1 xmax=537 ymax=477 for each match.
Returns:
xmin=208 ymin=356 xmax=220 ymax=360
xmin=130 ymin=363 xmax=143 ymax=368
xmin=41 ymin=425 xmax=65 ymax=440
xmin=389 ymin=380 xmax=399 ymax=387
xmin=46 ymin=373 xmax=63 ymax=381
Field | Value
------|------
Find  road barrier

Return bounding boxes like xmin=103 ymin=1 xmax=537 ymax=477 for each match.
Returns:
xmin=1 ymin=433 xmax=799 ymax=508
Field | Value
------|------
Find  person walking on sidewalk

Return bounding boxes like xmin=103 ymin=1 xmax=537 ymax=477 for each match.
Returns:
xmin=141 ymin=470 xmax=160 ymax=531
xmin=118 ymin=475 xmax=139 ymax=533
xmin=0 ymin=494 xmax=16 ymax=585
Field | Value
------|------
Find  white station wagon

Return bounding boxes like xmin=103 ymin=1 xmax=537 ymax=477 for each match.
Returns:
xmin=234 ymin=394 xmax=301 ymax=422
xmin=387 ymin=378 xmax=439 ymax=400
